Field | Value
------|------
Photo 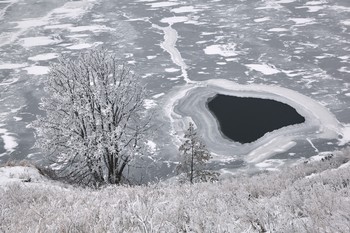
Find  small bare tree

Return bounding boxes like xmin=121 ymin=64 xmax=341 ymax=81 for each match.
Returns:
xmin=177 ymin=123 xmax=219 ymax=184
xmin=31 ymin=49 xmax=149 ymax=186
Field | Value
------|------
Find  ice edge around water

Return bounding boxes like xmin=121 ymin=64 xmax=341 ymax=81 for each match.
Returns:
xmin=162 ymin=79 xmax=343 ymax=164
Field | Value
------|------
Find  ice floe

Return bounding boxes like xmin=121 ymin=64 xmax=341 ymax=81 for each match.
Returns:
xmin=171 ymin=6 xmax=202 ymax=13
xmin=147 ymin=2 xmax=179 ymax=8
xmin=146 ymin=140 xmax=157 ymax=153
xmin=0 ymin=63 xmax=27 ymax=70
xmin=289 ymin=18 xmax=315 ymax=26
xmin=254 ymin=17 xmax=271 ymax=23
xmin=160 ymin=16 xmax=188 ymax=24
xmin=246 ymin=64 xmax=280 ymax=75
xmin=28 ymin=53 xmax=59 ymax=61
xmin=66 ymin=43 xmax=97 ymax=50
xmin=23 ymin=66 xmax=50 ymax=75
xmin=165 ymin=68 xmax=180 ymax=73
xmin=19 ymin=36 xmax=62 ymax=47
xmin=203 ymin=44 xmax=240 ymax=57
xmin=152 ymin=93 xmax=165 ymax=99
xmin=0 ymin=125 xmax=18 ymax=156
xmin=143 ymin=99 xmax=157 ymax=109
xmin=268 ymin=28 xmax=289 ymax=32
xmin=341 ymin=20 xmax=350 ymax=26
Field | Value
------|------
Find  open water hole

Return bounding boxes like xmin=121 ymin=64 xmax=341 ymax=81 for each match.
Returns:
xmin=207 ymin=94 xmax=306 ymax=144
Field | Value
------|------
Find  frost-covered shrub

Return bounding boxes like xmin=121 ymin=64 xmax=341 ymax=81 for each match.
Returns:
xmin=1 ymin=150 xmax=349 ymax=232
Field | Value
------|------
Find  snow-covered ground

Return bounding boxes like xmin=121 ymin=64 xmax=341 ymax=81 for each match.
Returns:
xmin=1 ymin=152 xmax=349 ymax=232
xmin=0 ymin=0 xmax=349 ymax=180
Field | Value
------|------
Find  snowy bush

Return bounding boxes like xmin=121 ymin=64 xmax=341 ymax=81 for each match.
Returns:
xmin=1 ymin=150 xmax=349 ymax=232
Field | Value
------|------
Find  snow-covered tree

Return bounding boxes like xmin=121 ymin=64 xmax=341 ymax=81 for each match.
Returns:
xmin=31 ymin=49 xmax=149 ymax=187
xmin=177 ymin=123 xmax=219 ymax=184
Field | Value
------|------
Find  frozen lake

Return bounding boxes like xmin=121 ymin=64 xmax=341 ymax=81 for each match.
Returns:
xmin=0 ymin=0 xmax=349 ymax=179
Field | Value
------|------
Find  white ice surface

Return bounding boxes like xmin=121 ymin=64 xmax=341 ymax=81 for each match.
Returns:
xmin=289 ymin=18 xmax=315 ymax=26
xmin=254 ymin=17 xmax=271 ymax=23
xmin=171 ymin=6 xmax=201 ymax=13
xmin=152 ymin=93 xmax=165 ymax=99
xmin=146 ymin=140 xmax=157 ymax=153
xmin=23 ymin=66 xmax=50 ymax=75
xmin=0 ymin=63 xmax=27 ymax=69
xmin=143 ymin=99 xmax=157 ymax=109
xmin=0 ymin=125 xmax=18 ymax=156
xmin=28 ymin=53 xmax=59 ymax=61
xmin=69 ymin=25 xmax=115 ymax=33
xmin=147 ymin=2 xmax=179 ymax=8
xmin=165 ymin=68 xmax=180 ymax=73
xmin=44 ymin=24 xmax=73 ymax=29
xmin=268 ymin=28 xmax=289 ymax=32
xmin=339 ymin=124 xmax=350 ymax=146
xmin=246 ymin=64 xmax=280 ymax=75
xmin=203 ymin=44 xmax=240 ymax=57
xmin=19 ymin=36 xmax=62 ymax=47
xmin=341 ymin=20 xmax=350 ymax=26
xmin=66 ymin=42 xmax=102 ymax=50
xmin=160 ymin=16 xmax=188 ymax=24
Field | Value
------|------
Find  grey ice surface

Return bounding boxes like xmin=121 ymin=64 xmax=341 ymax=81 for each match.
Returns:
xmin=0 ymin=0 xmax=349 ymax=181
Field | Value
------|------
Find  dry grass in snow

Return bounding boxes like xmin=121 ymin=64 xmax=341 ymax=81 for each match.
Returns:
xmin=1 ymin=150 xmax=350 ymax=232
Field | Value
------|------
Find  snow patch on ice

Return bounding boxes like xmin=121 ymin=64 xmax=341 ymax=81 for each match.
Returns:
xmin=254 ymin=17 xmax=270 ymax=23
xmin=69 ymin=25 xmax=115 ymax=33
xmin=339 ymin=124 xmax=350 ymax=146
xmin=165 ymin=68 xmax=180 ymax=73
xmin=289 ymin=18 xmax=315 ymax=26
xmin=14 ymin=19 xmax=48 ymax=29
xmin=147 ymin=55 xmax=157 ymax=60
xmin=203 ymin=44 xmax=240 ymax=57
xmin=19 ymin=36 xmax=62 ymax=47
xmin=28 ymin=53 xmax=59 ymax=61
xmin=23 ymin=66 xmax=50 ymax=75
xmin=268 ymin=28 xmax=289 ymax=32
xmin=66 ymin=42 xmax=102 ymax=50
xmin=160 ymin=16 xmax=188 ymax=24
xmin=0 ymin=63 xmax=27 ymax=70
xmin=246 ymin=64 xmax=280 ymax=75
xmin=147 ymin=2 xmax=179 ymax=8
xmin=44 ymin=24 xmax=73 ymax=30
xmin=341 ymin=20 xmax=350 ymax=26
xmin=152 ymin=93 xmax=165 ymax=99
xmin=146 ymin=140 xmax=157 ymax=153
xmin=144 ymin=99 xmax=157 ymax=109
xmin=0 ymin=125 xmax=18 ymax=156
xmin=171 ymin=6 xmax=202 ymax=13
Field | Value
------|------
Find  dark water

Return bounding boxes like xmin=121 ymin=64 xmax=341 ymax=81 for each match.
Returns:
xmin=207 ymin=94 xmax=305 ymax=144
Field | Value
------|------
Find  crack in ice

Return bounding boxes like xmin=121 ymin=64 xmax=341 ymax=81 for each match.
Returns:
xmin=152 ymin=23 xmax=193 ymax=84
